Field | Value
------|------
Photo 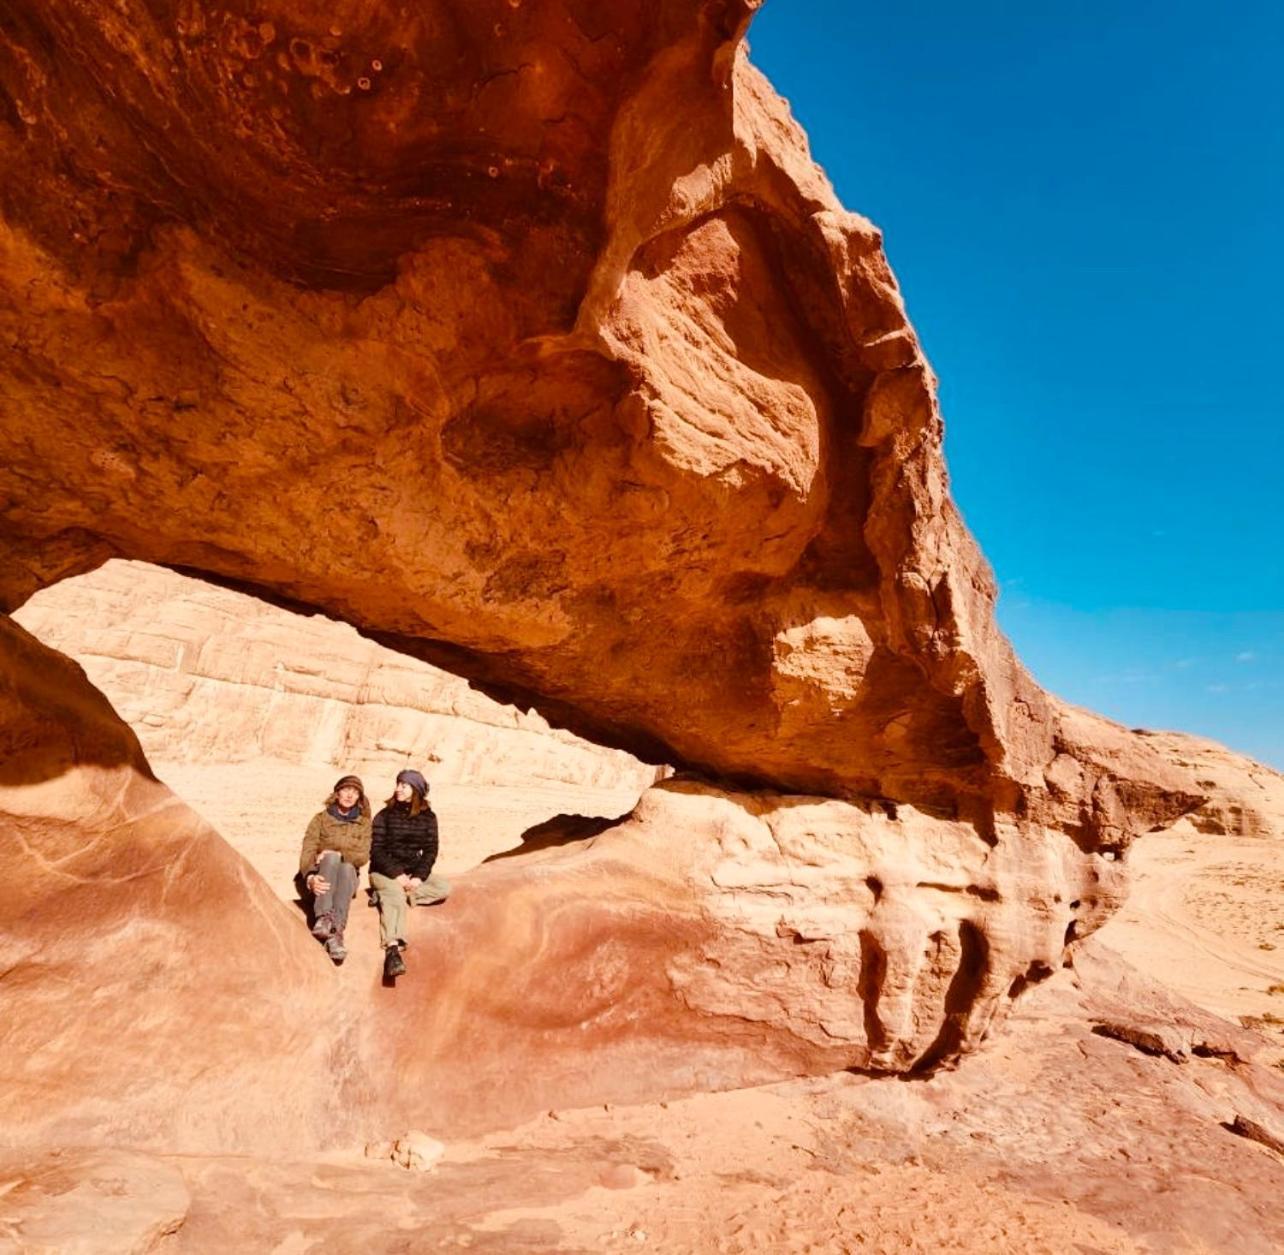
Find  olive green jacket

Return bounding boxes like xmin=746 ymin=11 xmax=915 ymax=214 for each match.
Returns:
xmin=299 ymin=807 xmax=373 ymax=877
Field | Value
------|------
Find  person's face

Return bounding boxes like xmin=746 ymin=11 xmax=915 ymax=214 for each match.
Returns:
xmin=336 ymin=785 xmax=360 ymax=810
xmin=394 ymin=781 xmax=413 ymax=803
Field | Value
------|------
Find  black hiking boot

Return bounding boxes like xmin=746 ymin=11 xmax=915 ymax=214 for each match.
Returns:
xmin=383 ymin=944 xmax=406 ymax=980
xmin=325 ymin=934 xmax=347 ymax=965
xmin=311 ymin=912 xmax=335 ymax=941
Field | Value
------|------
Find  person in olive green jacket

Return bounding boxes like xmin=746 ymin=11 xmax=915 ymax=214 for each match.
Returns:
xmin=298 ymin=773 xmax=372 ymax=965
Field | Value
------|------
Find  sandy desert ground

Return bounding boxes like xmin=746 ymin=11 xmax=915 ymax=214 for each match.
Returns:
xmin=1099 ymin=819 xmax=1284 ymax=1068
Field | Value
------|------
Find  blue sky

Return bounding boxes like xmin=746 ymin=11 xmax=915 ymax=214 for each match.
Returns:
xmin=751 ymin=1 xmax=1284 ymax=769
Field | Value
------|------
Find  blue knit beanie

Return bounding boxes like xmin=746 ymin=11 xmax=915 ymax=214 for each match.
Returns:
xmin=395 ymin=768 xmax=429 ymax=798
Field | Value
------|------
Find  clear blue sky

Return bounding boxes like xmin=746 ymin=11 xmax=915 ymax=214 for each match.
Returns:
xmin=751 ymin=1 xmax=1284 ymax=769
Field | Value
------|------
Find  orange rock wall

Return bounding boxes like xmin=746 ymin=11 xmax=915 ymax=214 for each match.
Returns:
xmin=0 ymin=617 xmax=344 ymax=1151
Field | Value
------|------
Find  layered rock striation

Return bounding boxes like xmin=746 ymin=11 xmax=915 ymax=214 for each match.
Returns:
xmin=15 ymin=560 xmax=657 ymax=791
xmin=0 ymin=0 xmax=1212 ymax=1149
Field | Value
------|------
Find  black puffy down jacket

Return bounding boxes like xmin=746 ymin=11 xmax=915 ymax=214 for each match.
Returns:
xmin=370 ymin=802 xmax=439 ymax=880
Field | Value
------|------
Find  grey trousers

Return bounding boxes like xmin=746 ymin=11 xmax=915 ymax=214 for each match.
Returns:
xmin=368 ymin=872 xmax=451 ymax=947
xmin=312 ymin=851 xmax=358 ymax=933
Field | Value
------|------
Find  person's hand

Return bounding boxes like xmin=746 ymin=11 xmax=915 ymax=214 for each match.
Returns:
xmin=308 ymin=873 xmax=331 ymax=894
xmin=408 ymin=877 xmax=423 ymax=889
xmin=396 ymin=873 xmax=412 ymax=889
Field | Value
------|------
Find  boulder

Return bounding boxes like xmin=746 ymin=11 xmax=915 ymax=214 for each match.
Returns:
xmin=0 ymin=617 xmax=352 ymax=1153
xmin=391 ymin=1132 xmax=446 ymax=1173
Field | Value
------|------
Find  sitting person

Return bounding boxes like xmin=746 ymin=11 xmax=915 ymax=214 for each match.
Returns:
xmin=369 ymin=768 xmax=450 ymax=979
xmin=298 ymin=773 xmax=372 ymax=965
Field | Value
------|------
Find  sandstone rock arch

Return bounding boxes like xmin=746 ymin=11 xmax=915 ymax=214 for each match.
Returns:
xmin=0 ymin=0 xmax=1202 ymax=1150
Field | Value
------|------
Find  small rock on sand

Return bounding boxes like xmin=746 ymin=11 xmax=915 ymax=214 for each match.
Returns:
xmin=392 ymin=1132 xmax=446 ymax=1172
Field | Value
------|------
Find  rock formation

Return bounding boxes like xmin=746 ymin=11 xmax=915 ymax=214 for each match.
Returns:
xmin=0 ymin=0 xmax=1214 ymax=1151
xmin=0 ymin=1149 xmax=190 ymax=1253
xmin=360 ymin=778 xmax=1130 ymax=1134
xmin=1132 ymin=728 xmax=1284 ymax=838
xmin=15 ymin=560 xmax=656 ymax=791
xmin=0 ymin=616 xmax=339 ymax=1151
xmin=0 ymin=0 xmax=1196 ymax=828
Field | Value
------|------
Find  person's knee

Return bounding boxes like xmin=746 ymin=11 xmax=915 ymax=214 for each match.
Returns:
xmin=409 ymin=880 xmax=448 ymax=908
xmin=317 ymin=850 xmax=342 ymax=870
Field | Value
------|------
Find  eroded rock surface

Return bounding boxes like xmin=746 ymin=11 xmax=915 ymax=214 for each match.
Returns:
xmin=1093 ymin=732 xmax=1284 ymax=1064
xmin=0 ymin=1149 xmax=189 ymax=1254
xmin=1138 ymin=728 xmax=1284 ymax=838
xmin=8 ymin=941 xmax=1279 ymax=1254
xmin=0 ymin=598 xmax=1131 ymax=1150
xmin=361 ymin=779 xmax=1126 ymax=1134
xmin=0 ymin=617 xmax=346 ymax=1152
xmin=0 ymin=0 xmax=1218 ymax=1150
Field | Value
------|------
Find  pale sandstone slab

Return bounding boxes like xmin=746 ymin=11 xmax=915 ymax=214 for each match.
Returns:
xmin=14 ymin=561 xmax=657 ymax=793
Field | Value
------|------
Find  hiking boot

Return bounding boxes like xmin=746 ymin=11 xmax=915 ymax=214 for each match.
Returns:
xmin=311 ymin=913 xmax=335 ymax=941
xmin=325 ymin=935 xmax=347 ymax=965
xmin=383 ymin=944 xmax=406 ymax=979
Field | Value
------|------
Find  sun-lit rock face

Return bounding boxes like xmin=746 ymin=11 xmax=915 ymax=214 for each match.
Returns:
xmin=372 ymin=779 xmax=1132 ymax=1135
xmin=14 ymin=560 xmax=657 ymax=791
xmin=0 ymin=615 xmax=1133 ymax=1148
xmin=1132 ymin=728 xmax=1284 ymax=838
xmin=0 ymin=616 xmax=344 ymax=1152
xmin=0 ymin=0 xmax=1210 ymax=1149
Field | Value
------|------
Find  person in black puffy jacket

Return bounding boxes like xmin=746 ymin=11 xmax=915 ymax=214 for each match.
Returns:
xmin=369 ymin=768 xmax=450 ymax=978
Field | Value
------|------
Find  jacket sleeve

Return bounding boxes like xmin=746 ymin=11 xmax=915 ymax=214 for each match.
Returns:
xmin=369 ymin=808 xmax=390 ymax=878
xmin=350 ymin=816 xmax=373 ymax=870
xmin=298 ymin=814 xmax=323 ymax=878
xmin=413 ymin=810 xmax=439 ymax=880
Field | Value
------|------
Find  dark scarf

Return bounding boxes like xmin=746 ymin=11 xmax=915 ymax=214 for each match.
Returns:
xmin=327 ymin=802 xmax=363 ymax=823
